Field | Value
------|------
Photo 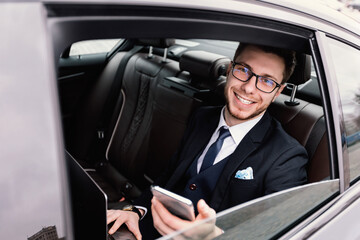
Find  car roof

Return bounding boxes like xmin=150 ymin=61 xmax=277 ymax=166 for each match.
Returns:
xmin=261 ymin=0 xmax=360 ymax=35
xmin=43 ymin=0 xmax=360 ymax=39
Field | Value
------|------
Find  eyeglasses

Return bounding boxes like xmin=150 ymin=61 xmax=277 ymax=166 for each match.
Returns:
xmin=231 ymin=62 xmax=281 ymax=93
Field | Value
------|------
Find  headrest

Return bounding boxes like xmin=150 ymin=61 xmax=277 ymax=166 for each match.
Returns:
xmin=136 ymin=38 xmax=175 ymax=48
xmin=288 ymin=53 xmax=311 ymax=86
xmin=180 ymin=50 xmax=231 ymax=82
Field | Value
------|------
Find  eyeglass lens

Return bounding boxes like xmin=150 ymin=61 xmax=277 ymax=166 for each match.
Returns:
xmin=232 ymin=64 xmax=278 ymax=93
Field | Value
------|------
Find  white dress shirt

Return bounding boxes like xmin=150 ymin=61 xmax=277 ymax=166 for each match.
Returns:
xmin=196 ymin=107 xmax=263 ymax=173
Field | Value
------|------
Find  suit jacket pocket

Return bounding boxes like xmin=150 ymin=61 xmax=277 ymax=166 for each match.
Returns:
xmin=221 ymin=178 xmax=260 ymax=209
xmin=231 ymin=178 xmax=258 ymax=187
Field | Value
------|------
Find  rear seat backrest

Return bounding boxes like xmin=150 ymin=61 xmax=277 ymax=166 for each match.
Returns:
xmin=69 ymin=51 xmax=129 ymax=162
xmin=268 ymin=95 xmax=330 ymax=182
xmin=269 ymin=95 xmax=323 ymax=146
xmin=268 ymin=54 xmax=330 ymax=183
xmin=106 ymin=52 xmax=180 ymax=188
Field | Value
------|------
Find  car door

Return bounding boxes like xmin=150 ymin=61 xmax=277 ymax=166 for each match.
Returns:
xmin=302 ymin=31 xmax=360 ymax=239
xmin=42 ymin=1 xmax=359 ymax=239
xmin=0 ymin=3 xmax=70 ymax=239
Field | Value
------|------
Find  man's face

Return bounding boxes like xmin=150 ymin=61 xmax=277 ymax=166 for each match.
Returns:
xmin=224 ymin=45 xmax=286 ymax=126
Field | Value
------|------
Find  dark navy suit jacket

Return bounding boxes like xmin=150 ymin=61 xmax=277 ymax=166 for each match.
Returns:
xmin=136 ymin=106 xmax=308 ymax=238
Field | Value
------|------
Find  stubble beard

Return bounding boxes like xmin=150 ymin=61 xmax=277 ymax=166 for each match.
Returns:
xmin=225 ymin=91 xmax=274 ymax=123
xmin=225 ymin=102 xmax=264 ymax=123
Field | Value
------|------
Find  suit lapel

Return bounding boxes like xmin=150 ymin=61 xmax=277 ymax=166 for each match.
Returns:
xmin=166 ymin=107 xmax=222 ymax=189
xmin=210 ymin=112 xmax=273 ymax=210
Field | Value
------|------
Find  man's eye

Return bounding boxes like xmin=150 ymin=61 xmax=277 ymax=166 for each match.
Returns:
xmin=262 ymin=78 xmax=275 ymax=86
xmin=238 ymin=66 xmax=247 ymax=73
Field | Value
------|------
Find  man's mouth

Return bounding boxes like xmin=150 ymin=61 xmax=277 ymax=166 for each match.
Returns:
xmin=235 ymin=93 xmax=254 ymax=105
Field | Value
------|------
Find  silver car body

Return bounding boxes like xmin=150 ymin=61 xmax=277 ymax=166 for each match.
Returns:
xmin=1 ymin=0 xmax=359 ymax=239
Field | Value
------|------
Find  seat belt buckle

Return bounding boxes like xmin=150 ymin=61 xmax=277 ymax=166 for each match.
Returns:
xmin=97 ymin=130 xmax=105 ymax=139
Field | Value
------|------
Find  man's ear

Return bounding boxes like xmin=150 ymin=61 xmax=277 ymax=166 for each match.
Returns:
xmin=278 ymin=84 xmax=286 ymax=94
xmin=226 ymin=63 xmax=232 ymax=76
xmin=273 ymin=84 xmax=286 ymax=101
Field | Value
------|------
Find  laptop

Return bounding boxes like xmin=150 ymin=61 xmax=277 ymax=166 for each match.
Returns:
xmin=66 ymin=151 xmax=135 ymax=240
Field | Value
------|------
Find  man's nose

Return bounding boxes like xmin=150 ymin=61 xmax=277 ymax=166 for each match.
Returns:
xmin=241 ymin=75 xmax=257 ymax=93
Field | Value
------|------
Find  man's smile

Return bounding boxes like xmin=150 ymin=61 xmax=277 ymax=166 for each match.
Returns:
xmin=234 ymin=92 xmax=254 ymax=105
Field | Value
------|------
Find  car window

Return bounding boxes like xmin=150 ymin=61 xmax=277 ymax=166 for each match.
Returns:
xmin=180 ymin=39 xmax=238 ymax=59
xmin=69 ymin=39 xmax=123 ymax=56
xmin=327 ymin=39 xmax=360 ymax=183
xmin=159 ymin=180 xmax=339 ymax=240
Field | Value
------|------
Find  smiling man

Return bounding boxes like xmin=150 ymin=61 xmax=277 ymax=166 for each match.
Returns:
xmin=225 ymin=44 xmax=291 ymax=125
xmin=107 ymin=43 xmax=308 ymax=239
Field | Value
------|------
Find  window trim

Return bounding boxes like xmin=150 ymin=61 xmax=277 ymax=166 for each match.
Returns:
xmin=314 ymin=31 xmax=349 ymax=193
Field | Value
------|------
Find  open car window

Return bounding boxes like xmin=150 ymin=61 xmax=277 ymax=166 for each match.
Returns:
xmin=58 ymin=36 xmax=335 ymax=239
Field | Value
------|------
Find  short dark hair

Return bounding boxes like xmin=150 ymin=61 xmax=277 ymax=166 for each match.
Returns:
xmin=233 ymin=43 xmax=296 ymax=84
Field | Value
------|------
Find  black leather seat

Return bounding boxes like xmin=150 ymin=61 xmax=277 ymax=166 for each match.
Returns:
xmin=67 ymin=39 xmax=182 ymax=202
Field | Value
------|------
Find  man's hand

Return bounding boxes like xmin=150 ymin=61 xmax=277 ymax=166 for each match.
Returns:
xmin=107 ymin=209 xmax=142 ymax=240
xmin=151 ymin=197 xmax=223 ymax=239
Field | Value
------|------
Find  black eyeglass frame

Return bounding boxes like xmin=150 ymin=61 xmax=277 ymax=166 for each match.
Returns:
xmin=231 ymin=62 xmax=282 ymax=93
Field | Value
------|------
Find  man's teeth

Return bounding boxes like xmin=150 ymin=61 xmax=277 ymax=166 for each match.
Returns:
xmin=236 ymin=94 xmax=253 ymax=104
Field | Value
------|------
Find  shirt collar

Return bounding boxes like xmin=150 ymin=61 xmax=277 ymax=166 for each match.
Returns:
xmin=217 ymin=106 xmax=263 ymax=145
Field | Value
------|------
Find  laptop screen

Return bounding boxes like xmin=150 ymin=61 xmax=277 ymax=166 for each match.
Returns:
xmin=66 ymin=152 xmax=108 ymax=240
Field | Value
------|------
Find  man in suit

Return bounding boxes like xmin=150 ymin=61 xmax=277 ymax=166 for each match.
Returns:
xmin=107 ymin=43 xmax=308 ymax=240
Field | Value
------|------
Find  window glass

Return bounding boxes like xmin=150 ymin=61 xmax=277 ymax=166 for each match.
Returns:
xmin=176 ymin=39 xmax=238 ymax=59
xmin=69 ymin=39 xmax=122 ymax=56
xmin=327 ymin=39 xmax=360 ymax=183
xmin=160 ymin=180 xmax=339 ymax=240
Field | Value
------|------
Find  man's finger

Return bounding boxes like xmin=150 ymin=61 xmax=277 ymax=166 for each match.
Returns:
xmin=107 ymin=210 xmax=121 ymax=224
xmin=196 ymin=199 xmax=216 ymax=221
xmin=151 ymin=199 xmax=177 ymax=235
xmin=109 ymin=216 xmax=125 ymax=234
xmin=124 ymin=214 xmax=142 ymax=240
xmin=152 ymin=197 xmax=189 ymax=229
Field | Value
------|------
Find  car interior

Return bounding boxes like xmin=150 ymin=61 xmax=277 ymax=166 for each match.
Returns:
xmin=58 ymin=37 xmax=331 ymax=208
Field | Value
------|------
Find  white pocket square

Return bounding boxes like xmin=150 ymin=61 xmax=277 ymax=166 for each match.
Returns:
xmin=235 ymin=167 xmax=254 ymax=180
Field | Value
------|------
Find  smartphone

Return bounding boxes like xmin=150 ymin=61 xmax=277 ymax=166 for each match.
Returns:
xmin=151 ymin=185 xmax=195 ymax=221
